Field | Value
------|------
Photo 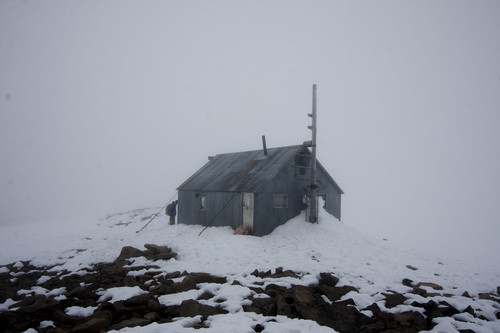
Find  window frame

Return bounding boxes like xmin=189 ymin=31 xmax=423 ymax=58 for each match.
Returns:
xmin=273 ymin=194 xmax=288 ymax=208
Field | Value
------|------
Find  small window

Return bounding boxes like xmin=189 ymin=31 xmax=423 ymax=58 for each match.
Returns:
xmin=199 ymin=196 xmax=206 ymax=210
xmin=274 ymin=194 xmax=288 ymax=208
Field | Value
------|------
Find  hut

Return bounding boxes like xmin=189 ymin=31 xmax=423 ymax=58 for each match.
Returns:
xmin=176 ymin=144 xmax=343 ymax=236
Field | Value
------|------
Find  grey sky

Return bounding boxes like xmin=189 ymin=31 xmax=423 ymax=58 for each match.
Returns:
xmin=1 ymin=1 xmax=499 ymax=261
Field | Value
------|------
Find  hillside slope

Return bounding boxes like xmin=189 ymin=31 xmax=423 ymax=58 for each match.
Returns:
xmin=1 ymin=206 xmax=499 ymax=332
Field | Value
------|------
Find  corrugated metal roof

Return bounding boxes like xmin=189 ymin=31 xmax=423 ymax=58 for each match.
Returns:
xmin=177 ymin=145 xmax=306 ymax=192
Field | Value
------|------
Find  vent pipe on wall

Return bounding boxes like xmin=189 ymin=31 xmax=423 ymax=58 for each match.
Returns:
xmin=262 ymin=135 xmax=268 ymax=156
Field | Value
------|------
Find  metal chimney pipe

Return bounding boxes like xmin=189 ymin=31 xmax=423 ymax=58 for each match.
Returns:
xmin=262 ymin=135 xmax=268 ymax=155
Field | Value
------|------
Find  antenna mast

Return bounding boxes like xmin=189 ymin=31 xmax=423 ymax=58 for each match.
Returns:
xmin=308 ymin=84 xmax=318 ymax=222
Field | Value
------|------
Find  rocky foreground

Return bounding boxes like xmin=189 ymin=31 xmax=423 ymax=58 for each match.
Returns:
xmin=1 ymin=244 xmax=499 ymax=333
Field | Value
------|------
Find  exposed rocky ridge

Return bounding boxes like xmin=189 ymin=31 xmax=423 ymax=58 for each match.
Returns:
xmin=1 ymin=244 xmax=499 ymax=332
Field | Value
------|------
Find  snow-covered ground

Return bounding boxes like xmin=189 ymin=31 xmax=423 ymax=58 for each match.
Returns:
xmin=1 ymin=205 xmax=499 ymax=332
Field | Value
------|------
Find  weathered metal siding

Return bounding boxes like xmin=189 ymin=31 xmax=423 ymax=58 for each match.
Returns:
xmin=316 ymin=165 xmax=342 ymax=220
xmin=178 ymin=190 xmax=241 ymax=229
xmin=253 ymin=163 xmax=306 ymax=235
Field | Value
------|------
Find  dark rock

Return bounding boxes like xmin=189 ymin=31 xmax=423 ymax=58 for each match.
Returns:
xmin=416 ymin=282 xmax=443 ymax=290
xmin=254 ymin=323 xmax=265 ymax=332
xmin=108 ymin=318 xmax=151 ymax=331
xmin=406 ymin=265 xmax=418 ymax=271
xmin=117 ymin=246 xmax=144 ymax=261
xmin=178 ymin=275 xmax=197 ymax=292
xmin=464 ymin=305 xmax=475 ymax=315
xmin=149 ymin=252 xmax=177 ymax=261
xmin=271 ymin=270 xmax=300 ymax=279
xmin=402 ymin=278 xmax=413 ymax=287
xmin=178 ymin=299 xmax=227 ymax=317
xmin=318 ymin=273 xmax=339 ymax=287
xmin=479 ymin=293 xmax=498 ymax=301
xmin=497 ymin=286 xmax=500 ymax=295
xmin=72 ymin=316 xmax=110 ymax=333
xmin=165 ymin=271 xmax=181 ymax=279
xmin=293 ymin=286 xmax=316 ymax=305
xmin=437 ymin=301 xmax=460 ymax=317
xmin=382 ymin=291 xmax=407 ymax=308
xmin=191 ymin=272 xmax=227 ymax=284
xmin=244 ymin=296 xmax=277 ymax=316
xmin=317 ymin=284 xmax=358 ymax=302
xmin=393 ymin=311 xmax=427 ymax=329
xmin=412 ymin=286 xmax=427 ymax=297
xmin=17 ymin=295 xmax=59 ymax=314
xmin=198 ymin=291 xmax=215 ymax=300
xmin=144 ymin=244 xmax=172 ymax=255
xmin=363 ymin=303 xmax=382 ymax=316
xmin=265 ymin=284 xmax=288 ymax=297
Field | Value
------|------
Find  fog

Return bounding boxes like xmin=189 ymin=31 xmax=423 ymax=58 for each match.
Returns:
xmin=1 ymin=1 xmax=499 ymax=262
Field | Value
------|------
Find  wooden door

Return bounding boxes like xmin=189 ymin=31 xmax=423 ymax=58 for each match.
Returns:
xmin=241 ymin=192 xmax=254 ymax=231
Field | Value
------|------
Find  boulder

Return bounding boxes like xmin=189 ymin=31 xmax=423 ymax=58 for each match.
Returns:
xmin=416 ymin=282 xmax=443 ymax=291
xmin=402 ymin=278 xmax=413 ymax=287
xmin=293 ymin=287 xmax=316 ymax=305
xmin=108 ymin=318 xmax=151 ymax=331
xmin=318 ymin=273 xmax=339 ymax=287
xmin=393 ymin=311 xmax=427 ymax=329
xmin=117 ymin=246 xmax=144 ymax=261
xmin=317 ymin=285 xmax=358 ymax=302
xmin=144 ymin=243 xmax=172 ymax=255
xmin=382 ymin=291 xmax=407 ymax=308
xmin=178 ymin=299 xmax=227 ymax=317
xmin=72 ymin=317 xmax=110 ymax=333
xmin=191 ymin=272 xmax=227 ymax=284
xmin=148 ymin=252 xmax=177 ymax=261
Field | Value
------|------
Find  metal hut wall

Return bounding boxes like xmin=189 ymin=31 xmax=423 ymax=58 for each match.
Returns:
xmin=176 ymin=145 xmax=343 ymax=236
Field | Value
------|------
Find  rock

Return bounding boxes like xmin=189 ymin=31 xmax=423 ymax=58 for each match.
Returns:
xmin=497 ymin=286 xmax=500 ymax=295
xmin=178 ymin=299 xmax=227 ymax=317
xmin=72 ymin=317 xmax=110 ymax=333
xmin=382 ymin=291 xmax=407 ymax=308
xmin=318 ymin=273 xmax=339 ymax=287
xmin=108 ymin=318 xmax=150 ymax=331
xmin=406 ymin=265 xmax=418 ymax=271
xmin=393 ymin=311 xmax=427 ymax=329
xmin=416 ymin=282 xmax=443 ymax=290
xmin=265 ymin=284 xmax=289 ymax=297
xmin=149 ymin=252 xmax=177 ymax=261
xmin=464 ymin=305 xmax=475 ymax=315
xmin=191 ymin=272 xmax=227 ymax=284
xmin=17 ymin=295 xmax=59 ymax=314
xmin=117 ymin=246 xmax=144 ymax=261
xmin=293 ymin=287 xmax=316 ymax=305
xmin=179 ymin=275 xmax=197 ymax=291
xmin=271 ymin=269 xmax=300 ymax=279
xmin=317 ymin=285 xmax=358 ymax=302
xmin=479 ymin=293 xmax=498 ymax=301
xmin=254 ymin=323 xmax=265 ymax=332
xmin=402 ymin=278 xmax=413 ymax=287
xmin=144 ymin=244 xmax=172 ymax=255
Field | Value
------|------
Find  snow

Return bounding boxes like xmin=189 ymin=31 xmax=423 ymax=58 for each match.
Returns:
xmin=97 ymin=286 xmax=148 ymax=303
xmin=65 ymin=305 xmax=97 ymax=317
xmin=1 ymin=205 xmax=499 ymax=332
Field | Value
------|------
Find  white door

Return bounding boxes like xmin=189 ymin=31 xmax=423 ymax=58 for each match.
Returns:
xmin=241 ymin=192 xmax=254 ymax=231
